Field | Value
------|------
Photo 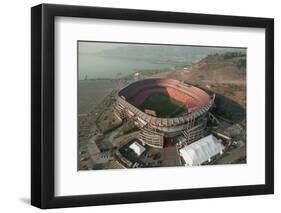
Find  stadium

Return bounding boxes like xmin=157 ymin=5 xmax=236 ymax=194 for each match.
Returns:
xmin=114 ymin=78 xmax=215 ymax=148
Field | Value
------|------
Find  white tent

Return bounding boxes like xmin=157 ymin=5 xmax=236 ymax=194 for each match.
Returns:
xmin=129 ymin=141 xmax=145 ymax=156
xmin=179 ymin=134 xmax=224 ymax=166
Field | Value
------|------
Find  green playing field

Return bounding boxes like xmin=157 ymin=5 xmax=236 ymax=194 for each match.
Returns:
xmin=138 ymin=93 xmax=187 ymax=118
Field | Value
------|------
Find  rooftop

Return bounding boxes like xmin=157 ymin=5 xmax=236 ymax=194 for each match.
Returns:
xmin=179 ymin=134 xmax=224 ymax=166
xmin=129 ymin=141 xmax=146 ymax=156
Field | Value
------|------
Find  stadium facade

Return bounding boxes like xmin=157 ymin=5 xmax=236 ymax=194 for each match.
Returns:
xmin=114 ymin=78 xmax=215 ymax=148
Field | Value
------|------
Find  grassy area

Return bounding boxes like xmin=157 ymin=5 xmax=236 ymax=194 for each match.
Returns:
xmin=138 ymin=93 xmax=186 ymax=118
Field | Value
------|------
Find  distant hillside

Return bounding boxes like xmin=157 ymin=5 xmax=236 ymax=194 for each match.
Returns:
xmin=96 ymin=45 xmax=246 ymax=65
xmin=166 ymin=52 xmax=246 ymax=83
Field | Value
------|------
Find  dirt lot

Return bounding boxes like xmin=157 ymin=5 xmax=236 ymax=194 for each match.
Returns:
xmin=78 ymin=79 xmax=125 ymax=114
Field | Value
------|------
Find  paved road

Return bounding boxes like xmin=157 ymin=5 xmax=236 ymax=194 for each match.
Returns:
xmin=215 ymin=145 xmax=246 ymax=164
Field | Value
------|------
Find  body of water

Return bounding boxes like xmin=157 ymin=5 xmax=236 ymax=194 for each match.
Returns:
xmin=78 ymin=55 xmax=178 ymax=80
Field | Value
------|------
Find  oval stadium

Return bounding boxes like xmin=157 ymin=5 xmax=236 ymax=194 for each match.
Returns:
xmin=114 ymin=78 xmax=215 ymax=148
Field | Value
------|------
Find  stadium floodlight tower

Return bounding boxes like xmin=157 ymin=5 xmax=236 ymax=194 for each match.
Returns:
xmin=113 ymin=78 xmax=215 ymax=148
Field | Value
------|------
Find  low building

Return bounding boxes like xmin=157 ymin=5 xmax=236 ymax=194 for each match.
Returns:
xmin=129 ymin=141 xmax=146 ymax=156
xmin=179 ymin=134 xmax=224 ymax=166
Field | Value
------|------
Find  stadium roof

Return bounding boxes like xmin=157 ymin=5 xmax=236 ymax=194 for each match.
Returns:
xmin=179 ymin=135 xmax=224 ymax=166
xmin=129 ymin=141 xmax=145 ymax=156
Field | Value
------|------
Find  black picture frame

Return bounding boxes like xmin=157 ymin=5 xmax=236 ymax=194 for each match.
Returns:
xmin=31 ymin=3 xmax=274 ymax=209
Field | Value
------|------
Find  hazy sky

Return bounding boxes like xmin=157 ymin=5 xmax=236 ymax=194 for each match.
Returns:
xmin=78 ymin=42 xmax=127 ymax=54
xmin=79 ymin=41 xmax=246 ymax=55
